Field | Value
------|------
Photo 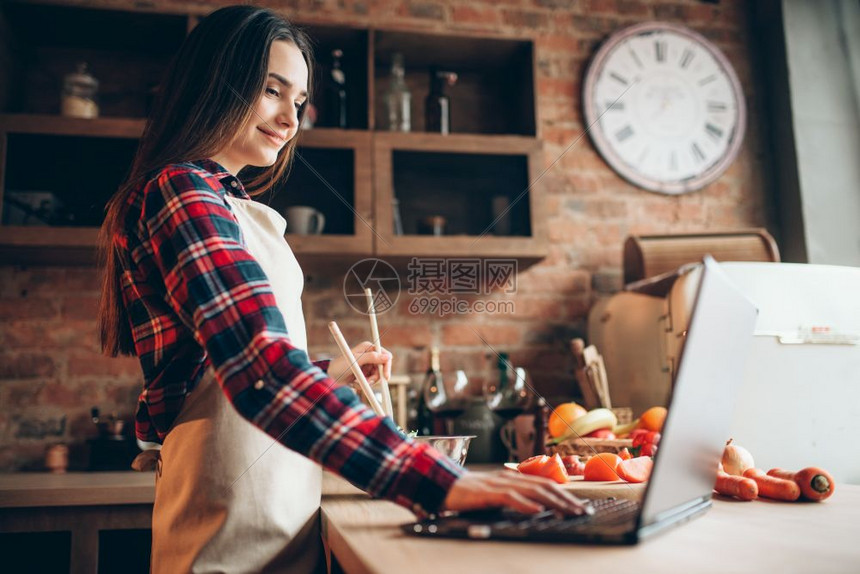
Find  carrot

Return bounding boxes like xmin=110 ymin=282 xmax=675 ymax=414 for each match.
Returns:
xmin=714 ymin=471 xmax=758 ymax=501
xmin=742 ymin=468 xmax=800 ymax=502
xmin=768 ymin=467 xmax=835 ymax=502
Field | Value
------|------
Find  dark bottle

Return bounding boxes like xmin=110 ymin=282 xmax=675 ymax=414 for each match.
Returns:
xmin=425 ymin=69 xmax=457 ymax=134
xmin=416 ymin=346 xmax=442 ymax=436
xmin=532 ymin=397 xmax=550 ymax=457
xmin=324 ymin=48 xmax=348 ymax=128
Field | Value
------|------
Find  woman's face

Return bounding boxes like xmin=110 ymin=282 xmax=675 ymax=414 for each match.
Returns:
xmin=214 ymin=40 xmax=309 ymax=175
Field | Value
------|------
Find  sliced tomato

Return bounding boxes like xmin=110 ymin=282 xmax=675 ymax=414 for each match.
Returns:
xmin=517 ymin=454 xmax=569 ymax=484
xmin=537 ymin=453 xmax=569 ymax=484
xmin=560 ymin=455 xmax=579 ymax=471
xmin=618 ymin=447 xmax=633 ymax=461
xmin=617 ymin=456 xmax=653 ymax=483
xmin=569 ymin=460 xmax=586 ymax=476
xmin=517 ymin=455 xmax=548 ymax=476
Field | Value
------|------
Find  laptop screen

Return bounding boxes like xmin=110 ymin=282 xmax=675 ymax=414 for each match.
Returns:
xmin=638 ymin=257 xmax=758 ymax=527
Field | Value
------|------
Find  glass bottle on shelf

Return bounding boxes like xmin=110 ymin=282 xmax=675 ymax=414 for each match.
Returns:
xmin=61 ymin=62 xmax=99 ymax=119
xmin=385 ymin=52 xmax=411 ymax=132
xmin=324 ymin=48 xmax=348 ymax=128
xmin=425 ymin=69 xmax=457 ymax=135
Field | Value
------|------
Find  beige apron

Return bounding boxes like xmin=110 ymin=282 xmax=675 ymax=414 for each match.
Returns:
xmin=150 ymin=195 xmax=323 ymax=574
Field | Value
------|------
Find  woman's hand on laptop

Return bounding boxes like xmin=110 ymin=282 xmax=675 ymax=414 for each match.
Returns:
xmin=443 ymin=471 xmax=594 ymax=516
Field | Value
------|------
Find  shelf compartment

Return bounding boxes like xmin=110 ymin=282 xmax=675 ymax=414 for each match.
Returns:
xmin=1 ymin=2 xmax=188 ymax=117
xmin=250 ymin=131 xmax=373 ymax=256
xmin=2 ymin=132 xmax=139 ymax=227
xmin=0 ymin=128 xmax=374 ymax=264
xmin=301 ymin=24 xmax=369 ymax=130
xmin=373 ymin=30 xmax=535 ymax=136
xmin=373 ymin=133 xmax=547 ymax=259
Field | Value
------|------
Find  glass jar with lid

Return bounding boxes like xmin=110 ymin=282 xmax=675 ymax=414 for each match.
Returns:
xmin=61 ymin=62 xmax=99 ymax=118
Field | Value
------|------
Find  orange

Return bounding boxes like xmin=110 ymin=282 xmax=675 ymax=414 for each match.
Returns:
xmin=548 ymin=402 xmax=587 ymax=438
xmin=583 ymin=453 xmax=622 ymax=482
xmin=638 ymin=406 xmax=667 ymax=432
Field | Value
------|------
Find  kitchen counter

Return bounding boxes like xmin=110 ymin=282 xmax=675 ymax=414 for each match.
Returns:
xmin=0 ymin=468 xmax=360 ymax=507
xmin=320 ymin=483 xmax=860 ymax=573
xmin=4 ymin=470 xmax=859 ymax=573
xmin=0 ymin=470 xmax=156 ymax=508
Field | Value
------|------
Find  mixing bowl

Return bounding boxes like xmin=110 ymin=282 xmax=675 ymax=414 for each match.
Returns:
xmin=412 ymin=435 xmax=476 ymax=466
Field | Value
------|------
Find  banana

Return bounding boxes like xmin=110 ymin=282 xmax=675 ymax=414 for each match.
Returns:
xmin=612 ymin=419 xmax=640 ymax=438
xmin=549 ymin=408 xmax=617 ymax=445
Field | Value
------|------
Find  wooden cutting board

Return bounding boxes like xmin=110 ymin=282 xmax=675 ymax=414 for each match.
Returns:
xmin=562 ymin=476 xmax=645 ymax=501
xmin=504 ymin=464 xmax=646 ymax=501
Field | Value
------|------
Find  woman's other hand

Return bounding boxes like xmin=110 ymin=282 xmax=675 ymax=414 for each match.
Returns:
xmin=328 ymin=341 xmax=392 ymax=386
xmin=442 ymin=470 xmax=594 ymax=516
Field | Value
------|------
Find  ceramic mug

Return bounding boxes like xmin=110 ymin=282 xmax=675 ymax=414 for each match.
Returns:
xmin=499 ymin=414 xmax=536 ymax=463
xmin=285 ymin=206 xmax=325 ymax=235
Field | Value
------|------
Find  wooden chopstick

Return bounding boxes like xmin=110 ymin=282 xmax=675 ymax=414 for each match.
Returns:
xmin=365 ymin=288 xmax=394 ymax=419
xmin=328 ymin=321 xmax=385 ymax=417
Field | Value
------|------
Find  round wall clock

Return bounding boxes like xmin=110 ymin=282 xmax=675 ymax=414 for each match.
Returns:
xmin=582 ymin=22 xmax=746 ymax=195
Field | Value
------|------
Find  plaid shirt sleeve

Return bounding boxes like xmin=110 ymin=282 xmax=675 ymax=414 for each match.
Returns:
xmin=141 ymin=165 xmax=463 ymax=515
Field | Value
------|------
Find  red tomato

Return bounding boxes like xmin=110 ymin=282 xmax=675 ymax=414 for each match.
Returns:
xmin=630 ymin=429 xmax=650 ymax=447
xmin=618 ymin=448 xmax=632 ymax=461
xmin=517 ymin=454 xmax=569 ymax=484
xmin=631 ymin=430 xmax=661 ymax=455
xmin=617 ymin=456 xmax=653 ymax=483
xmin=561 ymin=455 xmax=585 ymax=476
xmin=517 ymin=455 xmax=548 ymax=476
xmin=537 ymin=453 xmax=569 ymax=484
xmin=584 ymin=428 xmax=616 ymax=440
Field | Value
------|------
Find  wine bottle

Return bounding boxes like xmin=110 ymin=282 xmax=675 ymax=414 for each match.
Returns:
xmin=532 ymin=396 xmax=549 ymax=457
xmin=425 ymin=69 xmax=457 ymax=134
xmin=416 ymin=346 xmax=441 ymax=436
xmin=324 ymin=48 xmax=348 ymax=128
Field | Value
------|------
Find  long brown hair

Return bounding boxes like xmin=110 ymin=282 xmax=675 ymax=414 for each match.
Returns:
xmin=98 ymin=6 xmax=315 ymax=357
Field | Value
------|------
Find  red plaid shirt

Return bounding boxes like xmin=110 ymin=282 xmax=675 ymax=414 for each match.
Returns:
xmin=116 ymin=158 xmax=462 ymax=514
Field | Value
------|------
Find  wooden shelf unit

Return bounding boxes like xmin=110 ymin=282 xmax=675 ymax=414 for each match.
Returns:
xmin=0 ymin=0 xmax=546 ymax=266
xmin=374 ymin=132 xmax=546 ymax=259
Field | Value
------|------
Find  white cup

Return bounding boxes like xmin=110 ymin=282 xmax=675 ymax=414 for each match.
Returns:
xmin=285 ymin=206 xmax=325 ymax=235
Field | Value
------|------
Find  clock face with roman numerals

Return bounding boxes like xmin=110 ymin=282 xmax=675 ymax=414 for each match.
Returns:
xmin=583 ymin=22 xmax=746 ymax=194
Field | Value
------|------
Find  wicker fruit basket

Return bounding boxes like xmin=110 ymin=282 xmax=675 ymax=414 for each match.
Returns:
xmin=544 ymin=407 xmax=635 ymax=458
xmin=546 ymin=437 xmax=633 ymax=458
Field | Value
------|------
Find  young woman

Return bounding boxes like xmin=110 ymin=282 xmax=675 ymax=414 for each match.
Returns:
xmin=99 ymin=6 xmax=588 ymax=572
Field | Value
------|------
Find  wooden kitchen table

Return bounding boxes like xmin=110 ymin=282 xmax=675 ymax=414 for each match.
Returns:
xmin=320 ymin=476 xmax=860 ymax=574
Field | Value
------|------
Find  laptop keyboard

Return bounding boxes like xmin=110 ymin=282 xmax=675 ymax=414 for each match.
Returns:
xmin=404 ymin=497 xmax=640 ymax=541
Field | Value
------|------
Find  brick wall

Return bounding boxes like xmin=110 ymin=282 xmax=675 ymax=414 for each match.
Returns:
xmin=0 ymin=0 xmax=773 ymax=471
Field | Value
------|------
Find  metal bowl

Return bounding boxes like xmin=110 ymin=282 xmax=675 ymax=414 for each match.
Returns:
xmin=412 ymin=435 xmax=476 ymax=466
